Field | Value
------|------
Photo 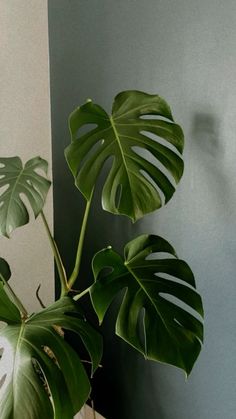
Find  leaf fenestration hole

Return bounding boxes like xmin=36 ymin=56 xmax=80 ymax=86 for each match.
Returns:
xmin=139 ymin=115 xmax=171 ymax=123
xmin=132 ymin=144 xmax=177 ymax=185
xmin=154 ymin=272 xmax=195 ymax=288
xmin=0 ymin=373 xmax=6 ymax=389
xmin=99 ymin=266 xmax=114 ymax=278
xmin=33 ymin=167 xmax=47 ymax=176
xmin=146 ymin=252 xmax=173 ymax=261
xmin=131 ymin=145 xmax=157 ymax=165
xmin=139 ymin=130 xmax=182 ymax=156
xmin=159 ymin=293 xmax=202 ymax=320
xmin=137 ymin=307 xmax=146 ymax=351
xmin=139 ymin=170 xmax=165 ymax=204
xmin=19 ymin=192 xmax=34 ymax=219
xmin=76 ymin=139 xmax=104 ymax=178
xmin=115 ymin=184 xmax=122 ymax=209
xmin=76 ymin=123 xmax=98 ymax=138
xmin=0 ymin=184 xmax=10 ymax=195
xmin=24 ymin=179 xmax=42 ymax=197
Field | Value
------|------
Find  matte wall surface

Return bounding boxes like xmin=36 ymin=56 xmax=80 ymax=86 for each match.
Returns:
xmin=48 ymin=1 xmax=236 ymax=418
xmin=0 ymin=0 xmax=54 ymax=312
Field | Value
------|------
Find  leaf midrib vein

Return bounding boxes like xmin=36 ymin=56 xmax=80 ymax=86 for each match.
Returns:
xmin=109 ymin=116 xmax=134 ymax=209
xmin=125 ymin=263 xmax=172 ymax=336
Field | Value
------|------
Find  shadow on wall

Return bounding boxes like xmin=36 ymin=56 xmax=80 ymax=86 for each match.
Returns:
xmin=191 ymin=112 xmax=232 ymax=217
xmin=192 ymin=113 xmax=222 ymax=156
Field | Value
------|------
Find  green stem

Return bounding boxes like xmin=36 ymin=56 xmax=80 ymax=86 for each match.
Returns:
xmin=0 ymin=274 xmax=28 ymax=318
xmin=73 ymin=286 xmax=91 ymax=301
xmin=40 ymin=211 xmax=68 ymax=297
xmin=68 ymin=195 xmax=93 ymax=289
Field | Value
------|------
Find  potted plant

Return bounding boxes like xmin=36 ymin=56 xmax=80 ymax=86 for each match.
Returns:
xmin=0 ymin=90 xmax=203 ymax=419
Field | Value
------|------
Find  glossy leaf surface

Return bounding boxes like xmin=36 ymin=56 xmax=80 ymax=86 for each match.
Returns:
xmin=0 ymin=156 xmax=51 ymax=237
xmin=91 ymin=234 xmax=203 ymax=375
xmin=0 ymin=294 xmax=103 ymax=419
xmin=65 ymin=90 xmax=184 ymax=222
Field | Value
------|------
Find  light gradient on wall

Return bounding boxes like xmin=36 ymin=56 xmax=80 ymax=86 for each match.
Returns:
xmin=48 ymin=1 xmax=236 ymax=418
xmin=0 ymin=0 xmax=54 ymax=312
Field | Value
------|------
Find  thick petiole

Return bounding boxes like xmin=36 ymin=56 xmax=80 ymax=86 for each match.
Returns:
xmin=40 ymin=211 xmax=68 ymax=297
xmin=68 ymin=193 xmax=93 ymax=289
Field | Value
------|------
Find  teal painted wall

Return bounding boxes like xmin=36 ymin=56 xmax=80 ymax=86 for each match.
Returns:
xmin=48 ymin=1 xmax=236 ymax=418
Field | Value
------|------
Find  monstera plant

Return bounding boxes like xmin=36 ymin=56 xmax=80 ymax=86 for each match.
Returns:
xmin=0 ymin=91 xmax=203 ymax=418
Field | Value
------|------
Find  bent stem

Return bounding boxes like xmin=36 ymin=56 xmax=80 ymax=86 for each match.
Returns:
xmin=68 ymin=193 xmax=93 ymax=289
xmin=40 ymin=211 xmax=68 ymax=297
xmin=0 ymin=273 xmax=28 ymax=319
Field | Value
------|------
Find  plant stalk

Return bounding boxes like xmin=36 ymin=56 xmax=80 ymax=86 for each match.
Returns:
xmin=40 ymin=211 xmax=68 ymax=297
xmin=0 ymin=274 xmax=28 ymax=318
xmin=68 ymin=195 xmax=93 ymax=289
xmin=73 ymin=286 xmax=91 ymax=301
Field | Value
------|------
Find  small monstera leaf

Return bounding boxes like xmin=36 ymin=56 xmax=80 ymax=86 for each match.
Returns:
xmin=0 ymin=292 xmax=103 ymax=419
xmin=0 ymin=156 xmax=51 ymax=237
xmin=65 ymin=90 xmax=184 ymax=222
xmin=91 ymin=234 xmax=203 ymax=375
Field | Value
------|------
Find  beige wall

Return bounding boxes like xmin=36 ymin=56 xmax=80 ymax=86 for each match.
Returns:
xmin=0 ymin=0 xmax=54 ymax=312
xmin=77 ymin=404 xmax=105 ymax=419
xmin=0 ymin=3 xmax=104 ymax=417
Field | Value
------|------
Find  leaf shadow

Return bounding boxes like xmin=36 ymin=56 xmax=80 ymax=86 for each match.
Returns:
xmin=190 ymin=112 xmax=234 ymax=218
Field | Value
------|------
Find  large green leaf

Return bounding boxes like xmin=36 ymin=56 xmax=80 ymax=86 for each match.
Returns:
xmin=0 ymin=156 xmax=51 ymax=237
xmin=65 ymin=90 xmax=184 ymax=222
xmin=91 ymin=234 xmax=203 ymax=375
xmin=0 ymin=293 xmax=103 ymax=419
